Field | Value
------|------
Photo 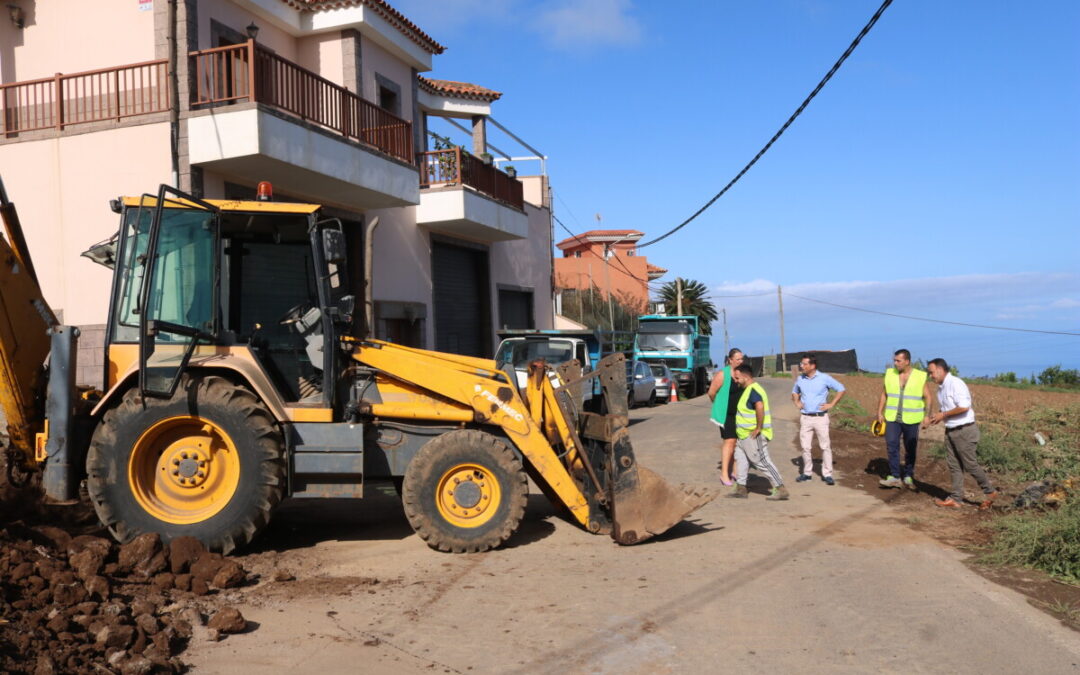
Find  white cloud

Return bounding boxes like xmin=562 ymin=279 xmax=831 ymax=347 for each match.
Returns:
xmin=534 ymin=0 xmax=643 ymax=49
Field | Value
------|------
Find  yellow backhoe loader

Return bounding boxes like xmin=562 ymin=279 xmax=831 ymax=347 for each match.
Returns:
xmin=0 ymin=179 xmax=714 ymax=553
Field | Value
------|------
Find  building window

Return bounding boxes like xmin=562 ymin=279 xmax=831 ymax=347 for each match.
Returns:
xmin=574 ymin=251 xmax=582 ymax=258
xmin=374 ymin=73 xmax=402 ymax=117
xmin=626 ymin=249 xmax=635 ymax=256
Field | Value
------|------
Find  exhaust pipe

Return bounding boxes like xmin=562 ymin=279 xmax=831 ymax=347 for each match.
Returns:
xmin=363 ymin=216 xmax=380 ymax=339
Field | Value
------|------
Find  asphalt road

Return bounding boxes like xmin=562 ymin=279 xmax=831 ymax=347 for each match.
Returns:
xmin=186 ymin=378 xmax=1080 ymax=673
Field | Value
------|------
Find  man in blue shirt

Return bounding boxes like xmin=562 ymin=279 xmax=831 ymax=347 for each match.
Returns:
xmin=791 ymin=354 xmax=846 ymax=485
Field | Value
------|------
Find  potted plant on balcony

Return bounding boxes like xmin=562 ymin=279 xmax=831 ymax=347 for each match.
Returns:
xmin=479 ymin=152 xmax=493 ymax=165
xmin=504 ymin=165 xmax=517 ymax=178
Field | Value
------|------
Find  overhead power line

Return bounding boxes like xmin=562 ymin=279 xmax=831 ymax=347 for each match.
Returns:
xmin=786 ymin=292 xmax=1080 ymax=337
xmin=637 ymin=0 xmax=894 ymax=249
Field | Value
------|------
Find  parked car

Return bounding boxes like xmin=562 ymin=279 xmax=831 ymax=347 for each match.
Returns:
xmin=626 ymin=360 xmax=657 ymax=408
xmin=649 ymin=363 xmax=674 ymax=402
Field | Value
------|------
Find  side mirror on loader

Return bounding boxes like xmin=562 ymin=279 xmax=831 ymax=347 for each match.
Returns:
xmin=322 ymin=228 xmax=346 ymax=265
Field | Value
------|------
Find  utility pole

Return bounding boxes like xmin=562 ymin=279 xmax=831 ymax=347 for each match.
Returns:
xmin=604 ymin=243 xmax=614 ymax=331
xmin=676 ymin=277 xmax=683 ymax=316
xmin=722 ymin=308 xmax=729 ymax=356
xmin=777 ymin=285 xmax=786 ymax=373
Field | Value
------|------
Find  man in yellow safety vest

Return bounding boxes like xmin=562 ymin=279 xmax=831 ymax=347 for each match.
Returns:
xmin=876 ymin=349 xmax=932 ymax=489
xmin=726 ymin=364 xmax=789 ymax=501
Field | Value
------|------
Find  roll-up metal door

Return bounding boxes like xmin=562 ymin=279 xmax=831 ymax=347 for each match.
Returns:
xmin=432 ymin=240 xmax=490 ymax=356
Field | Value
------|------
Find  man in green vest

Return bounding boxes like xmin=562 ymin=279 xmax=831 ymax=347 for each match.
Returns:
xmin=876 ymin=349 xmax=932 ymax=489
xmin=726 ymin=364 xmax=789 ymax=500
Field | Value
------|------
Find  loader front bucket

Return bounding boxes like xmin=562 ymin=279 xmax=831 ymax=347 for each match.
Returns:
xmin=573 ymin=354 xmax=717 ymax=545
xmin=606 ymin=426 xmax=717 ymax=545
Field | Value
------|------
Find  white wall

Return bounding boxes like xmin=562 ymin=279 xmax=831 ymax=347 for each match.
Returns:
xmin=0 ymin=122 xmax=175 ymax=325
xmin=490 ymin=202 xmax=554 ymax=331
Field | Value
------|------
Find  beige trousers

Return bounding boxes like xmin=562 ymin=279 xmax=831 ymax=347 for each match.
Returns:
xmin=798 ymin=414 xmax=833 ymax=478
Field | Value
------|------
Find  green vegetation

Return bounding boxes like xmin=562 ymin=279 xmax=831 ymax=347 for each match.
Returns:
xmin=655 ymin=278 xmax=718 ymax=335
xmin=979 ymin=405 xmax=1080 ymax=481
xmin=558 ymin=284 xmax=640 ymax=332
xmin=976 ymin=404 xmax=1080 ymax=583
xmin=829 ymin=396 xmax=869 ymax=431
xmin=982 ymin=497 xmax=1080 ymax=584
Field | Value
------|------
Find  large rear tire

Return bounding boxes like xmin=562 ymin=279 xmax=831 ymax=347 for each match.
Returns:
xmin=85 ymin=375 xmax=285 ymax=554
xmin=402 ymin=430 xmax=527 ymax=553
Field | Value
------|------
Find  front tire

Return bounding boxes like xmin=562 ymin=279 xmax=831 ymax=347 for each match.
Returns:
xmin=402 ymin=430 xmax=527 ymax=553
xmin=647 ymin=390 xmax=657 ymax=407
xmin=85 ymin=375 xmax=285 ymax=554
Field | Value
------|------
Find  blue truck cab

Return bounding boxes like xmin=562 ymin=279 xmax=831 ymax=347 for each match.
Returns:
xmin=633 ymin=315 xmax=712 ymax=398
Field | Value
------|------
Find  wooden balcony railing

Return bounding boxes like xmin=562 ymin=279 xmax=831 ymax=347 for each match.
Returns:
xmin=190 ymin=41 xmax=413 ymax=164
xmin=1 ymin=59 xmax=169 ymax=135
xmin=418 ymin=147 xmax=524 ymax=211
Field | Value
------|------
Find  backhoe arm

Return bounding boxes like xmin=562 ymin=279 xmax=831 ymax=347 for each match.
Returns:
xmin=0 ymin=177 xmax=58 ymax=468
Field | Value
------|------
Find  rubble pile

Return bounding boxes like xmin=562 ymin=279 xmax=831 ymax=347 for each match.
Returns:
xmin=0 ymin=525 xmax=250 ymax=674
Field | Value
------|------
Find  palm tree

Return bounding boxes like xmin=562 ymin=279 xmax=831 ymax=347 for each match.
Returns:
xmin=657 ymin=278 xmax=718 ymax=335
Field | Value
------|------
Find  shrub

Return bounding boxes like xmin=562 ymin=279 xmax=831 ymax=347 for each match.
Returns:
xmin=1038 ymin=365 xmax=1080 ymax=388
xmin=982 ymin=497 xmax=1080 ymax=584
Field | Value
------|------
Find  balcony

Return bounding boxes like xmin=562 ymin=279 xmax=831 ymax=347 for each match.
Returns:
xmin=415 ymin=147 xmax=527 ymax=241
xmin=186 ymin=42 xmax=418 ymax=209
xmin=1 ymin=42 xmax=419 ymax=209
xmin=1 ymin=60 xmax=170 ymax=134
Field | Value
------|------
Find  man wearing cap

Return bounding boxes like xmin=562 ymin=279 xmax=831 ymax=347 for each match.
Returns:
xmin=877 ymin=349 xmax=931 ymax=489
xmin=791 ymin=354 xmax=846 ymax=485
xmin=926 ymin=358 xmax=998 ymax=509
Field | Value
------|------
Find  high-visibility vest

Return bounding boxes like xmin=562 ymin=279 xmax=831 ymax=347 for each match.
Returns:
xmin=735 ymin=382 xmax=772 ymax=440
xmin=883 ymin=368 xmax=927 ymax=423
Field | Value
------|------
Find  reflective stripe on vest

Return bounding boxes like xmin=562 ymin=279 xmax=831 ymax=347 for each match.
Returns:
xmin=883 ymin=368 xmax=927 ymax=423
xmin=735 ymin=382 xmax=773 ymax=440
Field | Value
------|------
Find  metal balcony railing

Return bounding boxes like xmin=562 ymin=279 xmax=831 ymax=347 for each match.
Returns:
xmin=417 ymin=147 xmax=524 ymax=211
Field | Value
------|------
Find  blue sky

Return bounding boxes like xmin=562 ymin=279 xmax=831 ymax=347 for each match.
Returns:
xmin=396 ymin=0 xmax=1080 ymax=376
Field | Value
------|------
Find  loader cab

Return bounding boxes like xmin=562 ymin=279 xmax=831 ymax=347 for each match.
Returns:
xmin=104 ymin=186 xmax=351 ymax=410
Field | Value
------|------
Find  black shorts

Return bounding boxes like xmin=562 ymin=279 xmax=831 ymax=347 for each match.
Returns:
xmin=719 ymin=420 xmax=738 ymax=440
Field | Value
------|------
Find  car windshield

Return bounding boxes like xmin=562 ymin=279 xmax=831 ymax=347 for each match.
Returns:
xmin=649 ymin=365 xmax=667 ymax=378
xmin=495 ymin=339 xmax=574 ymax=370
xmin=637 ymin=332 xmax=690 ymax=351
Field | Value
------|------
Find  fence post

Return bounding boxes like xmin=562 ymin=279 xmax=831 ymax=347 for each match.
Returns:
xmin=54 ymin=73 xmax=63 ymax=130
xmin=114 ymin=69 xmax=121 ymax=122
xmin=247 ymin=40 xmax=257 ymax=102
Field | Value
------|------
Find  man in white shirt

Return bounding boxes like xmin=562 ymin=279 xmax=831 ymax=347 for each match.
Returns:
xmin=925 ymin=358 xmax=998 ymax=509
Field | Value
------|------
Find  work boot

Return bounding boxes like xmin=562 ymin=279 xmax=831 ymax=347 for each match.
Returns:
xmin=766 ymin=486 xmax=790 ymax=501
xmin=879 ymin=476 xmax=902 ymax=489
xmin=726 ymin=485 xmax=749 ymax=499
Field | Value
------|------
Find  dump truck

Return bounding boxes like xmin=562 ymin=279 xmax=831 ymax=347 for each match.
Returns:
xmin=634 ymin=314 xmax=712 ymax=398
xmin=0 ymin=179 xmax=714 ymax=554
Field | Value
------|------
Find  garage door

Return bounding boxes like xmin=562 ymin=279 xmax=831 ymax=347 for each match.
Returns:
xmin=432 ymin=240 xmax=490 ymax=356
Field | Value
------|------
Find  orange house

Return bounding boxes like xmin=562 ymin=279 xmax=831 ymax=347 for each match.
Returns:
xmin=554 ymin=230 xmax=666 ymax=313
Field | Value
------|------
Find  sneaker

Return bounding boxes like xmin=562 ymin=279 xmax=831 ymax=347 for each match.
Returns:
xmin=879 ymin=476 xmax=902 ymax=489
xmin=795 ymin=474 xmax=812 ymax=483
xmin=823 ymin=476 xmax=835 ymax=486
xmin=935 ymin=497 xmax=962 ymax=508
xmin=903 ymin=477 xmax=916 ymax=490
xmin=726 ymin=485 xmax=749 ymax=499
xmin=766 ymin=486 xmax=790 ymax=501
xmin=979 ymin=491 xmax=999 ymax=510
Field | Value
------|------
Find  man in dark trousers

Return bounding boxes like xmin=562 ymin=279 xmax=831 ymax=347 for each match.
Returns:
xmin=877 ymin=349 xmax=931 ymax=489
xmin=926 ymin=358 xmax=998 ymax=509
